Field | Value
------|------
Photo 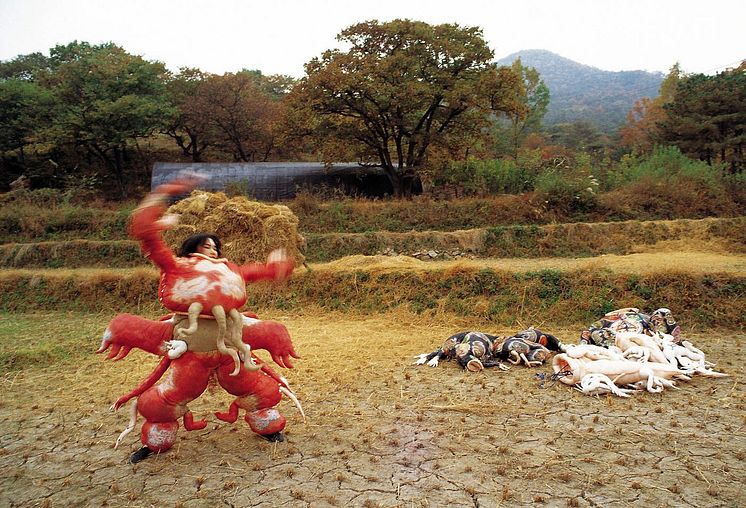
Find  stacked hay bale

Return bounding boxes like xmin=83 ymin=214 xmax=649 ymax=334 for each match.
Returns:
xmin=162 ymin=191 xmax=305 ymax=265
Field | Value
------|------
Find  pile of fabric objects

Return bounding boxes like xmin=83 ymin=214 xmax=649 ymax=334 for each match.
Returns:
xmin=414 ymin=307 xmax=727 ymax=397
xmin=552 ymin=307 xmax=727 ymax=397
xmin=413 ymin=328 xmax=565 ymax=372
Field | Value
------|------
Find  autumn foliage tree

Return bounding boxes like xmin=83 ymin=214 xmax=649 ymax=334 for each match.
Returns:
xmin=202 ymin=71 xmax=288 ymax=162
xmin=288 ymin=19 xmax=522 ymax=196
xmin=165 ymin=68 xmax=217 ymax=162
xmin=493 ymin=58 xmax=550 ymax=157
xmin=619 ymin=64 xmax=680 ymax=154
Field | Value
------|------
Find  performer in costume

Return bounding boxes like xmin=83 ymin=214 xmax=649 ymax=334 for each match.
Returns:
xmin=99 ymin=175 xmax=301 ymax=463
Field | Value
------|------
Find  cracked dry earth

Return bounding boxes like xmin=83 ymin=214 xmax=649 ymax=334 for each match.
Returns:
xmin=1 ymin=312 xmax=744 ymax=507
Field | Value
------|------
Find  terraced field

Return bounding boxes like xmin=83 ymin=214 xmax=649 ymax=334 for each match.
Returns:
xmin=1 ymin=212 xmax=745 ymax=507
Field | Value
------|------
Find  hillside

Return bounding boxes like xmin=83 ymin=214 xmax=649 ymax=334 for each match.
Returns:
xmin=497 ymin=49 xmax=664 ymax=133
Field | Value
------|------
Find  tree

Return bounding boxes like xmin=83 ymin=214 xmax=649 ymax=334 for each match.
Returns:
xmin=44 ymin=41 xmax=176 ymax=195
xmin=659 ymin=62 xmax=745 ymax=172
xmin=202 ymin=71 xmax=287 ymax=162
xmin=493 ymin=58 xmax=550 ymax=157
xmin=165 ymin=68 xmax=217 ymax=162
xmin=288 ymin=19 xmax=521 ymax=197
xmin=619 ymin=64 xmax=680 ymax=153
xmin=0 ymin=78 xmax=55 ymax=187
xmin=0 ymin=79 xmax=53 ymax=156
xmin=547 ymin=121 xmax=607 ymax=153
xmin=0 ymin=52 xmax=52 ymax=81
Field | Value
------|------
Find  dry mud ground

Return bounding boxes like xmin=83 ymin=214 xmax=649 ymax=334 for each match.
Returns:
xmin=0 ymin=311 xmax=744 ymax=508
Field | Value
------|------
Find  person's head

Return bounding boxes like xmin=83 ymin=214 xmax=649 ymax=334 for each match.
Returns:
xmin=178 ymin=233 xmax=222 ymax=259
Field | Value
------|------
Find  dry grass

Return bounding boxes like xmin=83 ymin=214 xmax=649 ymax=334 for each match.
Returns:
xmin=0 ymin=240 xmax=142 ymax=269
xmin=1 ymin=251 xmax=744 ymax=328
xmin=2 ymin=216 xmax=744 ymax=268
xmin=0 ymin=310 xmax=744 ymax=507
xmin=307 ymin=216 xmax=746 ymax=261
xmin=318 ymin=251 xmax=746 ymax=276
xmin=162 ymin=191 xmax=305 ymax=265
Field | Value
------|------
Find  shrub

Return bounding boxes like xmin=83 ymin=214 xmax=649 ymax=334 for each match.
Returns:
xmin=610 ymin=145 xmax=725 ymax=189
xmin=534 ymin=153 xmax=599 ymax=215
xmin=601 ymin=146 xmax=741 ymax=219
xmin=431 ymin=158 xmax=534 ymax=196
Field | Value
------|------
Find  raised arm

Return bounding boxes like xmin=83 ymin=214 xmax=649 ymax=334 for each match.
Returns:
xmin=128 ymin=177 xmax=202 ymax=271
xmin=239 ymin=248 xmax=294 ymax=283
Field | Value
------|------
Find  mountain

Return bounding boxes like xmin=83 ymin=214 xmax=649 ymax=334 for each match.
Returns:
xmin=496 ymin=49 xmax=664 ymax=134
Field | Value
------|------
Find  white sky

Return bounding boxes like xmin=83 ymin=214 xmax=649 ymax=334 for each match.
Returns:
xmin=1 ymin=0 xmax=744 ymax=77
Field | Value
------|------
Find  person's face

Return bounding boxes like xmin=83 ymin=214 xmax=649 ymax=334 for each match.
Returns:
xmin=197 ymin=238 xmax=218 ymax=258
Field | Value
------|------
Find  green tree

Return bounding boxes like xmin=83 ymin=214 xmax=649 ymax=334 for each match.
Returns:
xmin=288 ymin=19 xmax=521 ymax=197
xmin=0 ymin=78 xmax=55 ymax=187
xmin=0 ymin=52 xmax=52 ymax=81
xmin=660 ymin=62 xmax=745 ymax=172
xmin=45 ymin=41 xmax=175 ymax=195
xmin=547 ymin=121 xmax=607 ymax=153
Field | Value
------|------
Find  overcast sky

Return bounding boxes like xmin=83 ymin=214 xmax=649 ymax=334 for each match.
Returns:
xmin=1 ymin=0 xmax=744 ymax=78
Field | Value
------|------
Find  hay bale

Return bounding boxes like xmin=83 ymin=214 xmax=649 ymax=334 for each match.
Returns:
xmin=162 ymin=191 xmax=305 ymax=265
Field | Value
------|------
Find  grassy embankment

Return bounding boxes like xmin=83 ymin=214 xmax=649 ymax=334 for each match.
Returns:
xmin=1 ymin=187 xmax=744 ymax=373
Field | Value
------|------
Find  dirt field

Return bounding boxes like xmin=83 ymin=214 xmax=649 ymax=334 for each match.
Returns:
xmin=1 ymin=310 xmax=744 ymax=508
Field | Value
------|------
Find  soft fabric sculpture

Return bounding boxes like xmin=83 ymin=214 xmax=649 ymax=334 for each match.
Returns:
xmin=99 ymin=175 xmax=301 ymax=463
xmin=414 ymin=327 xmax=563 ymax=371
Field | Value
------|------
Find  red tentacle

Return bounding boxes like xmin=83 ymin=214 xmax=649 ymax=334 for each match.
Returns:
xmin=112 ymin=356 xmax=172 ymax=411
xmin=215 ymin=400 xmax=240 ymax=423
xmin=257 ymin=355 xmax=290 ymax=390
xmin=183 ymin=411 xmax=207 ymax=431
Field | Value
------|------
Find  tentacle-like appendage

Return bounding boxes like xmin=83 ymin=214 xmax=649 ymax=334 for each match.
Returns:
xmin=575 ymin=373 xmax=634 ymax=398
xmin=114 ymin=399 xmax=139 ymax=449
xmin=694 ymin=367 xmax=728 ymax=378
xmin=519 ymin=352 xmax=542 ymax=367
xmin=227 ymin=309 xmax=258 ymax=371
xmin=183 ymin=411 xmax=207 ymax=431
xmin=177 ymin=302 xmax=203 ymax=339
xmin=113 ymin=346 xmax=132 ymax=361
xmin=213 ymin=305 xmax=241 ymax=376
xmin=112 ymin=356 xmax=171 ymax=411
xmin=215 ymin=400 xmax=240 ymax=423
xmin=280 ymin=386 xmax=306 ymax=423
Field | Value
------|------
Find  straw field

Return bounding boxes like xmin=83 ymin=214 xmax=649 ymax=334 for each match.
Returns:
xmin=0 ymin=194 xmax=744 ymax=507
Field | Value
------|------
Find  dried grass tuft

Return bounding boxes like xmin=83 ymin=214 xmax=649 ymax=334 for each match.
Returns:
xmin=162 ymin=191 xmax=305 ymax=265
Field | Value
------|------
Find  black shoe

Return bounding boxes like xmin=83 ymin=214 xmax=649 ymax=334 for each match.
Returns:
xmin=129 ymin=446 xmax=152 ymax=464
xmin=262 ymin=432 xmax=285 ymax=442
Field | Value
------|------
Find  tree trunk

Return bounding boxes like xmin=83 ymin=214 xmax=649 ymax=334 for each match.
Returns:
xmin=190 ymin=133 xmax=202 ymax=162
xmin=112 ymin=146 xmax=126 ymax=199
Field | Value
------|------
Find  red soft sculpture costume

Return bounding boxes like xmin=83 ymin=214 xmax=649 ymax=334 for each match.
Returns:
xmin=98 ymin=176 xmax=302 ymax=461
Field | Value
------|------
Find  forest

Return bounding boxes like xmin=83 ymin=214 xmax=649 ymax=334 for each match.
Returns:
xmin=0 ymin=19 xmax=744 ymax=202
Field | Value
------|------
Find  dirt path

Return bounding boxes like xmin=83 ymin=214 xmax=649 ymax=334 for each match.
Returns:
xmin=1 ymin=312 xmax=744 ymax=507
xmin=314 ymin=250 xmax=746 ymax=276
xmin=5 ymin=248 xmax=746 ymax=281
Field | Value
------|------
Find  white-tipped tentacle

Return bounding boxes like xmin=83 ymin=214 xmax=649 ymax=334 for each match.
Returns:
xmin=280 ymin=387 xmax=306 ymax=423
xmin=114 ymin=399 xmax=139 ymax=449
